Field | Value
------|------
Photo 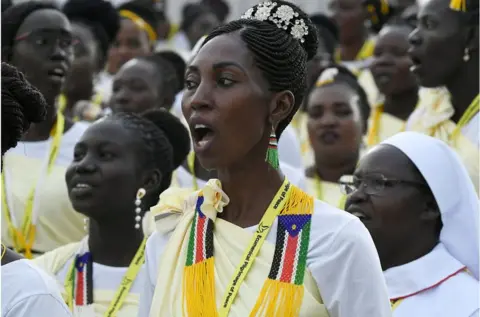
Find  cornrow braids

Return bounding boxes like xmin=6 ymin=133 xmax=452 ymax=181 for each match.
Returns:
xmin=1 ymin=62 xmax=47 ymax=157
xmin=203 ymin=0 xmax=318 ymax=138
xmin=107 ymin=109 xmax=190 ymax=200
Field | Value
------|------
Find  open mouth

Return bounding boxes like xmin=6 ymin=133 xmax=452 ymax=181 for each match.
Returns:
xmin=47 ymin=67 xmax=66 ymax=82
xmin=71 ymin=183 xmax=93 ymax=196
xmin=347 ymin=206 xmax=372 ymax=221
xmin=408 ymin=52 xmax=422 ymax=73
xmin=319 ymin=130 xmax=340 ymax=145
xmin=192 ymin=124 xmax=215 ymax=148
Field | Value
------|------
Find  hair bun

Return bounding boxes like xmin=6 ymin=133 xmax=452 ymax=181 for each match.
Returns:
xmin=241 ymin=1 xmax=318 ymax=60
xmin=141 ymin=109 xmax=191 ymax=169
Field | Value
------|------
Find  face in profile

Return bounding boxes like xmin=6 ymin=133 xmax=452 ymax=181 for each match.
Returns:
xmin=408 ymin=0 xmax=467 ymax=87
xmin=182 ymin=33 xmax=273 ymax=170
xmin=66 ymin=119 xmax=144 ymax=219
xmin=345 ymin=144 xmax=439 ymax=266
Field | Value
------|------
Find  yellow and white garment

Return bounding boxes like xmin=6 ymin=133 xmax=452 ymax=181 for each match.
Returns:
xmin=1 ymin=122 xmax=89 ymax=254
xmin=138 ymin=180 xmax=392 ymax=316
xmin=336 ymin=38 xmax=376 ymax=75
xmin=305 ymin=178 xmax=346 ymax=210
xmin=381 ymin=132 xmax=479 ymax=316
xmin=33 ymin=238 xmax=146 ymax=317
xmin=405 ymin=88 xmax=479 ymax=193
xmin=358 ymin=70 xmax=405 ymax=147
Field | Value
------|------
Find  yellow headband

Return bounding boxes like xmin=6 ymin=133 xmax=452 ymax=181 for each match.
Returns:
xmin=315 ymin=68 xmax=339 ymax=87
xmin=119 ymin=10 xmax=157 ymax=42
xmin=449 ymin=0 xmax=467 ymax=11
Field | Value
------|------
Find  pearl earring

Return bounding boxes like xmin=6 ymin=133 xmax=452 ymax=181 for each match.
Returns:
xmin=135 ymin=188 xmax=146 ymax=230
xmin=83 ymin=218 xmax=89 ymax=232
xmin=463 ymin=48 xmax=470 ymax=62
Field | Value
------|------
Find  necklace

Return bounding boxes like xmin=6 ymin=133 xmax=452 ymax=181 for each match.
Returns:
xmin=64 ymin=237 xmax=146 ymax=317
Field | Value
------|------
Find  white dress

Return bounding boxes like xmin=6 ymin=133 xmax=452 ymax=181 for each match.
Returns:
xmin=1 ymin=259 xmax=71 ymax=317
xmin=386 ymin=243 xmax=479 ymax=317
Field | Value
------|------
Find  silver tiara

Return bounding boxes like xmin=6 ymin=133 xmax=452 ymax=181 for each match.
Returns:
xmin=241 ymin=1 xmax=309 ymax=43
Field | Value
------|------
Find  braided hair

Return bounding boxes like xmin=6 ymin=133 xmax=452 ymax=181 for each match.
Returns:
xmin=1 ymin=62 xmax=47 ymax=157
xmin=1 ymin=1 xmax=58 ymax=62
xmin=203 ymin=0 xmax=318 ymax=138
xmin=306 ymin=65 xmax=371 ymax=132
xmin=107 ymin=109 xmax=190 ymax=198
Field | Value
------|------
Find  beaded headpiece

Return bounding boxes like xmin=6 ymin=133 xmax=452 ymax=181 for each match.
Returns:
xmin=241 ymin=1 xmax=309 ymax=43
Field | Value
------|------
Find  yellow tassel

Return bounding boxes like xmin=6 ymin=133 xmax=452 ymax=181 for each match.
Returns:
xmin=282 ymin=185 xmax=313 ymax=216
xmin=250 ymin=279 xmax=304 ymax=317
xmin=449 ymin=0 xmax=466 ymax=11
xmin=183 ymin=257 xmax=218 ymax=317
xmin=367 ymin=105 xmax=383 ymax=147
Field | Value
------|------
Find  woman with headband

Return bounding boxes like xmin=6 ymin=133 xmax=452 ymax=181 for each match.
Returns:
xmin=139 ymin=2 xmax=391 ymax=316
xmin=98 ymin=1 xmax=157 ymax=104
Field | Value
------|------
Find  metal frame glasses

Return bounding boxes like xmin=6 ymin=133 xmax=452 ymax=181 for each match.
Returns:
xmin=339 ymin=173 xmax=428 ymax=196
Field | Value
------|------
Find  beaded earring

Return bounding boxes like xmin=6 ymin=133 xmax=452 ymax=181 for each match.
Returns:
xmin=134 ymin=188 xmax=146 ymax=230
xmin=265 ymin=126 xmax=279 ymax=169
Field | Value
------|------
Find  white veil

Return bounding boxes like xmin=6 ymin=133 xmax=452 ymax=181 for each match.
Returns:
xmin=382 ymin=131 xmax=479 ymax=280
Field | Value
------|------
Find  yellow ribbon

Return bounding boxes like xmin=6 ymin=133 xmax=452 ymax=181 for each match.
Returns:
xmin=218 ymin=179 xmax=292 ymax=317
xmin=187 ymin=151 xmax=199 ymax=191
xmin=64 ymin=238 xmax=147 ymax=316
xmin=119 ymin=10 xmax=157 ymax=43
xmin=450 ymin=94 xmax=479 ymax=144
xmin=1 ymin=112 xmax=65 ymax=259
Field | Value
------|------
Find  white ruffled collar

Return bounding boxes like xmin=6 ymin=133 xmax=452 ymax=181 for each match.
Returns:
xmin=384 ymin=243 xmax=466 ymax=300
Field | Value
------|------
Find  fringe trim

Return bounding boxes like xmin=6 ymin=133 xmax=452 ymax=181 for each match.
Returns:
xmin=449 ymin=0 xmax=466 ymax=11
xmin=283 ymin=184 xmax=314 ymax=216
xmin=250 ymin=279 xmax=305 ymax=317
xmin=183 ymin=257 xmax=218 ymax=317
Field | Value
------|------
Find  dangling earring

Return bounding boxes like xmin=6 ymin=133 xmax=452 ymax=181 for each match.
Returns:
xmin=463 ymin=48 xmax=470 ymax=62
xmin=135 ymin=188 xmax=146 ymax=230
xmin=83 ymin=218 xmax=89 ymax=232
xmin=265 ymin=125 xmax=279 ymax=169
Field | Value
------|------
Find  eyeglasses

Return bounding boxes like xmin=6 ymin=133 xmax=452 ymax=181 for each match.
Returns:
xmin=15 ymin=29 xmax=76 ymax=52
xmin=339 ymin=173 xmax=427 ymax=196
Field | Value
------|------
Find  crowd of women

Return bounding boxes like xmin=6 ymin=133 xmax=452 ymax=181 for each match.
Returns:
xmin=0 ymin=0 xmax=478 ymax=316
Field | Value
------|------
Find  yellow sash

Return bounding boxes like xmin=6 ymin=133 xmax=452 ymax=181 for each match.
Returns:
xmin=148 ymin=183 xmax=326 ymax=316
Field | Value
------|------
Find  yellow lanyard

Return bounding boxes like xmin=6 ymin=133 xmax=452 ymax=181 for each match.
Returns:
xmin=450 ymin=94 xmax=479 ymax=143
xmin=1 ymin=112 xmax=65 ymax=259
xmin=187 ymin=151 xmax=199 ymax=190
xmin=314 ymin=175 xmax=347 ymax=209
xmin=218 ymin=179 xmax=292 ymax=317
xmin=64 ymin=238 xmax=147 ymax=317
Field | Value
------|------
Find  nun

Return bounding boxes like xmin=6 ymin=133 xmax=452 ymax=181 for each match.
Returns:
xmin=344 ymin=131 xmax=479 ymax=316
